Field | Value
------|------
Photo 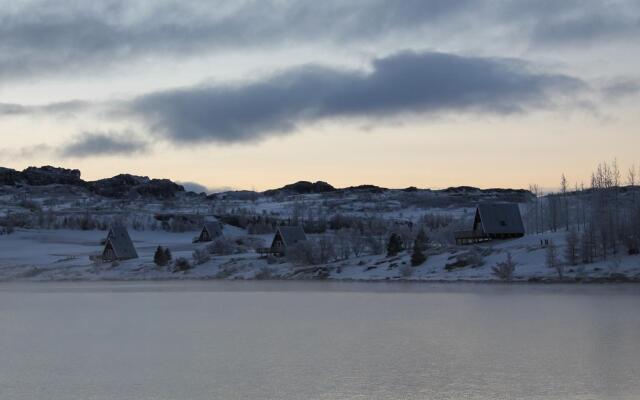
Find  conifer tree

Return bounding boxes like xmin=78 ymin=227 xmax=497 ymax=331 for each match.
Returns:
xmin=387 ymin=233 xmax=403 ymax=257
xmin=154 ymin=246 xmax=168 ymax=266
xmin=411 ymin=238 xmax=426 ymax=266
xmin=415 ymin=228 xmax=429 ymax=251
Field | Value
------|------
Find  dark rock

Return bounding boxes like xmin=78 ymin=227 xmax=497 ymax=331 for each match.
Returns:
xmin=89 ymin=174 xmax=184 ymax=198
xmin=264 ymin=180 xmax=335 ymax=196
xmin=443 ymin=186 xmax=481 ymax=193
xmin=135 ymin=179 xmax=184 ymax=198
xmin=313 ymin=267 xmax=330 ymax=279
xmin=339 ymin=184 xmax=388 ymax=193
xmin=89 ymin=174 xmax=149 ymax=198
xmin=609 ymin=273 xmax=629 ymax=282
xmin=445 ymin=249 xmax=486 ymax=271
xmin=22 ymin=166 xmax=84 ymax=186
xmin=0 ymin=167 xmax=23 ymax=186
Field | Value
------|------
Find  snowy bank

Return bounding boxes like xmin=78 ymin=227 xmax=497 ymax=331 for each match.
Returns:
xmin=1 ymin=228 xmax=639 ymax=283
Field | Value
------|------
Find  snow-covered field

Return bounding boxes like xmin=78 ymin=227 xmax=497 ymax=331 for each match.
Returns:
xmin=2 ymin=227 xmax=639 ymax=282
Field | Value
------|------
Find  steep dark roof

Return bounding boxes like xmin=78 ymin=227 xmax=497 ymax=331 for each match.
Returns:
xmin=203 ymin=221 xmax=223 ymax=237
xmin=105 ymin=226 xmax=138 ymax=260
xmin=276 ymin=226 xmax=307 ymax=246
xmin=476 ymin=203 xmax=525 ymax=235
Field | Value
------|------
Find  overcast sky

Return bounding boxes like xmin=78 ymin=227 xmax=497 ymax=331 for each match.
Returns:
xmin=1 ymin=0 xmax=639 ymax=191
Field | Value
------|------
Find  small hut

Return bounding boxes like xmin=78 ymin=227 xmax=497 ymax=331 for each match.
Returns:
xmin=196 ymin=221 xmax=223 ymax=242
xmin=102 ymin=226 xmax=138 ymax=261
xmin=455 ymin=203 xmax=525 ymax=245
xmin=270 ymin=226 xmax=307 ymax=255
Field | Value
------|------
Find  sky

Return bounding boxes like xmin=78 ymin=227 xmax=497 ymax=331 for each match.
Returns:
xmin=0 ymin=0 xmax=639 ymax=192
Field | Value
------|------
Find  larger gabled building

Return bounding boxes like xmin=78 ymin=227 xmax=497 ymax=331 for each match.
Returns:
xmin=455 ymin=203 xmax=525 ymax=245
xmin=102 ymin=226 xmax=138 ymax=262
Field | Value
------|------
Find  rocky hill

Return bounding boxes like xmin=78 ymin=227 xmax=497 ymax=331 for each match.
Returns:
xmin=0 ymin=166 xmax=185 ymax=199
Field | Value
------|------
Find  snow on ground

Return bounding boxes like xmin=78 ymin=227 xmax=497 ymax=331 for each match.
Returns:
xmin=1 ymin=228 xmax=639 ymax=282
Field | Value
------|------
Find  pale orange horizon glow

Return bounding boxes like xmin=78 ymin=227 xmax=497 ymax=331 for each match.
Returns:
xmin=2 ymin=107 xmax=639 ymax=192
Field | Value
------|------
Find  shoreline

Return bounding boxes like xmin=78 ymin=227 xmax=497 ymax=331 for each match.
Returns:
xmin=1 ymin=275 xmax=639 ymax=284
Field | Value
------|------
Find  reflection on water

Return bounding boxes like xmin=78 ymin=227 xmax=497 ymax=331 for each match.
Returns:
xmin=1 ymin=282 xmax=639 ymax=400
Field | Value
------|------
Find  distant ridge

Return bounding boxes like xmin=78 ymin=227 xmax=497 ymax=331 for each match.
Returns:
xmin=0 ymin=165 xmax=533 ymax=200
xmin=259 ymin=180 xmax=531 ymax=196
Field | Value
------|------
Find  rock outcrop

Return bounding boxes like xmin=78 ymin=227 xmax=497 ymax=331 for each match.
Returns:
xmin=0 ymin=166 xmax=184 ymax=199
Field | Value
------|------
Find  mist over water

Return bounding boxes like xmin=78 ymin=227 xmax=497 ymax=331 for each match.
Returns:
xmin=1 ymin=281 xmax=639 ymax=400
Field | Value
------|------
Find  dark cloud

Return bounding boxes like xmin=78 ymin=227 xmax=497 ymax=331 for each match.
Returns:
xmin=60 ymin=131 xmax=149 ymax=158
xmin=0 ymin=144 xmax=52 ymax=161
xmin=0 ymin=1 xmax=638 ymax=81
xmin=0 ymin=131 xmax=147 ymax=161
xmin=0 ymin=100 xmax=91 ymax=116
xmin=515 ymin=0 xmax=640 ymax=46
xmin=601 ymin=79 xmax=640 ymax=100
xmin=129 ymin=51 xmax=584 ymax=144
xmin=0 ymin=103 xmax=27 ymax=116
xmin=0 ymin=0 xmax=472 ymax=80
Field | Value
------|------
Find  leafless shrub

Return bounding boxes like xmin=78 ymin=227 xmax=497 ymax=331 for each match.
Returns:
xmin=192 ymin=248 xmax=211 ymax=265
xmin=445 ymin=248 xmax=486 ymax=271
xmin=173 ymin=257 xmax=192 ymax=272
xmin=286 ymin=241 xmax=316 ymax=265
xmin=207 ymin=237 xmax=238 ymax=255
xmin=254 ymin=266 xmax=274 ymax=280
xmin=492 ymin=252 xmax=516 ymax=281
xmin=399 ymin=264 xmax=414 ymax=277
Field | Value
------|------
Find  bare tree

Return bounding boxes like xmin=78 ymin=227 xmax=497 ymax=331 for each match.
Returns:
xmin=565 ymin=228 xmax=579 ymax=266
xmin=628 ymin=164 xmax=637 ymax=187
xmin=546 ymin=241 xmax=563 ymax=279
xmin=561 ymin=174 xmax=569 ymax=231
xmin=317 ymin=235 xmax=337 ymax=264
xmin=581 ymin=226 xmax=595 ymax=264
xmin=528 ymin=184 xmax=541 ymax=234
xmin=349 ymin=229 xmax=367 ymax=257
xmin=335 ymin=230 xmax=352 ymax=260
xmin=546 ymin=193 xmax=560 ymax=233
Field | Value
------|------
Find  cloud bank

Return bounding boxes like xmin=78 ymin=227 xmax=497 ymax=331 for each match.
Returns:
xmin=60 ymin=131 xmax=149 ymax=158
xmin=0 ymin=0 xmax=638 ymax=82
xmin=129 ymin=51 xmax=584 ymax=144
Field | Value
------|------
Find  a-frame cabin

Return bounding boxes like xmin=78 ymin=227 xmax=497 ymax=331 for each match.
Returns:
xmin=102 ymin=226 xmax=138 ymax=262
xmin=270 ymin=226 xmax=307 ymax=256
xmin=196 ymin=221 xmax=223 ymax=242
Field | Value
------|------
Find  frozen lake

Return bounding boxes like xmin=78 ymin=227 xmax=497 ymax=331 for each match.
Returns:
xmin=1 ymin=281 xmax=639 ymax=400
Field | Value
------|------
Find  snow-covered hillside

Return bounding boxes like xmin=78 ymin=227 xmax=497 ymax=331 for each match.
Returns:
xmin=2 ymin=165 xmax=640 ymax=283
xmin=1 ymin=227 xmax=638 ymax=282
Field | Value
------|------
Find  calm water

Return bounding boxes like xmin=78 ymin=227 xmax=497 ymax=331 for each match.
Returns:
xmin=1 ymin=281 xmax=639 ymax=400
